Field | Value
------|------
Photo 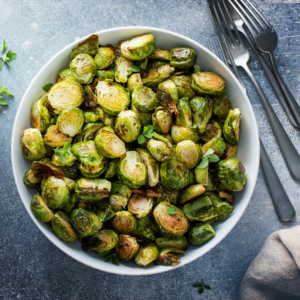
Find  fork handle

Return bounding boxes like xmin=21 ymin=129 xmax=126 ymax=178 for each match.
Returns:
xmin=268 ymin=51 xmax=300 ymax=128
xmin=242 ymin=63 xmax=300 ymax=181
xmin=260 ymin=139 xmax=296 ymax=222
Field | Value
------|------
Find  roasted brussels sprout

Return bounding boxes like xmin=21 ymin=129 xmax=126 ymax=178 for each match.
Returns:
xmin=152 ymin=106 xmax=172 ymax=134
xmin=147 ymin=60 xmax=168 ymax=69
xmin=31 ymin=95 xmax=52 ymax=134
xmin=190 ymin=96 xmax=213 ymax=132
xmin=82 ymin=229 xmax=118 ymax=252
xmin=116 ymin=235 xmax=140 ymax=261
xmin=30 ymin=194 xmax=54 ymax=222
xmin=63 ymin=193 xmax=77 ymax=215
xmin=75 ymin=123 xmax=103 ymax=142
xmin=102 ymin=159 xmax=118 ymax=179
xmin=155 ymin=236 xmax=188 ymax=250
xmin=213 ymin=94 xmax=233 ymax=121
xmin=57 ymin=68 xmax=77 ymax=82
xmin=115 ymin=110 xmax=141 ymax=143
xmin=171 ymin=125 xmax=200 ymax=144
xmin=128 ymin=194 xmax=154 ymax=218
xmin=52 ymin=211 xmax=78 ymax=242
xmin=147 ymin=138 xmax=172 ymax=162
xmin=157 ymin=79 xmax=179 ymax=114
xmin=201 ymin=119 xmax=222 ymax=143
xmin=56 ymin=161 xmax=80 ymax=180
xmin=63 ymin=177 xmax=75 ymax=191
xmin=94 ymin=46 xmax=115 ymax=69
xmin=224 ymin=144 xmax=238 ymax=159
xmin=75 ymin=178 xmax=111 ymax=203
xmin=202 ymin=137 xmax=226 ymax=158
xmin=175 ymin=98 xmax=192 ymax=127
xmin=96 ymin=204 xmax=116 ymax=222
xmin=109 ymin=182 xmax=132 ymax=211
xmin=132 ymin=85 xmax=158 ymax=113
xmin=112 ymin=211 xmax=138 ymax=234
xmin=102 ymin=112 xmax=116 ymax=128
xmin=52 ymin=148 xmax=76 ymax=167
xmin=117 ymin=151 xmax=147 ymax=188
xmin=188 ymin=223 xmax=215 ymax=245
xmin=175 ymin=141 xmax=201 ymax=169
xmin=71 ymin=34 xmax=99 ymax=59
xmin=21 ymin=128 xmax=48 ymax=161
xmin=121 ymin=34 xmax=155 ymax=61
xmin=135 ymin=58 xmax=148 ymax=70
xmin=195 ymin=164 xmax=209 ymax=186
xmin=142 ymin=64 xmax=175 ymax=87
xmin=154 ymin=248 xmax=184 ymax=266
xmin=170 ymin=47 xmax=197 ymax=69
xmin=223 ymin=109 xmax=240 ymax=144
xmin=83 ymin=107 xmax=104 ymax=123
xmin=70 ymin=208 xmax=102 ymax=237
xmin=191 ymin=71 xmax=226 ymax=96
xmin=115 ymin=56 xmax=133 ymax=83
xmin=48 ymin=79 xmax=85 ymax=112
xmin=170 ymin=75 xmax=196 ymax=100
xmin=153 ymin=202 xmax=190 ymax=238
xmin=31 ymin=160 xmax=65 ymax=182
xmin=24 ymin=169 xmax=40 ymax=189
xmin=44 ymin=125 xmax=72 ymax=148
xmin=57 ymin=108 xmax=84 ymax=137
xmin=96 ymin=81 xmax=130 ymax=116
xmin=218 ymin=158 xmax=247 ymax=191
xmin=131 ymin=215 xmax=158 ymax=242
xmin=135 ymin=243 xmax=159 ymax=266
xmin=127 ymin=73 xmax=143 ymax=94
xmin=41 ymin=176 xmax=70 ymax=209
xmin=136 ymin=148 xmax=159 ymax=187
xmin=156 ymin=184 xmax=180 ymax=206
xmin=94 ymin=127 xmax=126 ymax=158
xmin=149 ymin=49 xmax=171 ymax=60
xmin=96 ymin=69 xmax=115 ymax=81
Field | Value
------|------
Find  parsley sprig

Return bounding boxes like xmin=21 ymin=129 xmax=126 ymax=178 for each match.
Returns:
xmin=0 ymin=85 xmax=13 ymax=106
xmin=111 ymin=182 xmax=122 ymax=193
xmin=99 ymin=252 xmax=119 ymax=266
xmin=167 ymin=207 xmax=177 ymax=215
xmin=193 ymin=278 xmax=211 ymax=294
xmin=54 ymin=142 xmax=71 ymax=164
xmin=198 ymin=148 xmax=219 ymax=169
xmin=43 ymin=83 xmax=54 ymax=92
xmin=138 ymin=125 xmax=153 ymax=144
xmin=194 ymin=64 xmax=200 ymax=73
xmin=130 ymin=65 xmax=140 ymax=72
xmin=0 ymin=39 xmax=17 ymax=70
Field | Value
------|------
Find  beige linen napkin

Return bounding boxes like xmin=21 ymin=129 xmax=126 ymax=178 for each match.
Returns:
xmin=238 ymin=225 xmax=300 ymax=300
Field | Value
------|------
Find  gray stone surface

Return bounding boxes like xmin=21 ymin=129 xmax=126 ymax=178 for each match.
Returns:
xmin=0 ymin=0 xmax=300 ymax=299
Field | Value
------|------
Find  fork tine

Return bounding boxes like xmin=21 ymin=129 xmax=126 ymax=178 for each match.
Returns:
xmin=212 ymin=39 xmax=220 ymax=59
xmin=208 ymin=40 xmax=213 ymax=52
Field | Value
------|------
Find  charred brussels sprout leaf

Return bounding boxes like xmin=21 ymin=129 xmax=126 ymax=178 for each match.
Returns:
xmin=155 ymin=236 xmax=188 ymax=250
xmin=171 ymin=125 xmax=200 ymax=144
xmin=128 ymin=193 xmax=154 ymax=218
xmin=170 ymin=47 xmax=197 ymax=69
xmin=170 ymin=75 xmax=196 ymax=100
xmin=71 ymin=34 xmax=99 ymax=59
xmin=149 ymin=49 xmax=171 ymax=60
xmin=135 ymin=243 xmax=159 ymax=266
xmin=94 ymin=47 xmax=115 ymax=70
xmin=82 ymin=229 xmax=118 ymax=252
xmin=116 ymin=235 xmax=140 ymax=261
xmin=142 ymin=64 xmax=175 ymax=88
xmin=157 ymin=79 xmax=179 ymax=115
xmin=201 ymin=119 xmax=222 ymax=143
xmin=154 ymin=248 xmax=184 ymax=266
xmin=52 ymin=211 xmax=78 ymax=242
xmin=102 ymin=159 xmax=118 ymax=179
xmin=152 ymin=106 xmax=172 ymax=135
xmin=112 ymin=211 xmax=138 ymax=234
xmin=178 ymin=184 xmax=206 ymax=205
xmin=225 ymin=144 xmax=238 ymax=159
xmin=115 ymin=56 xmax=133 ymax=83
xmin=175 ymin=97 xmax=192 ymax=127
xmin=30 ymin=194 xmax=55 ymax=222
xmin=223 ymin=109 xmax=240 ymax=144
xmin=188 ymin=223 xmax=215 ymax=245
xmin=213 ymin=94 xmax=233 ymax=121
xmin=57 ymin=107 xmax=84 ymax=137
xmin=156 ymin=184 xmax=180 ymax=206
xmin=132 ymin=85 xmax=158 ymax=113
xmin=83 ymin=107 xmax=104 ymax=123
xmin=175 ymin=141 xmax=202 ymax=169
xmin=44 ymin=125 xmax=72 ymax=148
xmin=75 ymin=123 xmax=103 ymax=142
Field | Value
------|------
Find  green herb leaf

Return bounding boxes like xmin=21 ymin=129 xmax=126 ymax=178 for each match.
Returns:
xmin=205 ymin=148 xmax=214 ymax=156
xmin=198 ymin=156 xmax=208 ymax=168
xmin=144 ymin=133 xmax=152 ymax=139
xmin=0 ymin=100 xmax=9 ymax=105
xmin=1 ymin=39 xmax=6 ymax=51
xmin=111 ymin=254 xmax=119 ymax=266
xmin=105 ymin=255 xmax=111 ymax=262
xmin=198 ymin=287 xmax=204 ymax=294
xmin=208 ymin=154 xmax=219 ymax=163
xmin=0 ymin=61 xmax=2 ymax=71
xmin=144 ymin=125 xmax=153 ymax=134
xmin=167 ymin=207 xmax=177 ymax=215
xmin=111 ymin=182 xmax=123 ymax=193
xmin=99 ymin=252 xmax=110 ymax=259
xmin=204 ymin=284 xmax=211 ymax=290
xmin=60 ymin=154 xmax=66 ymax=164
xmin=111 ymin=69 xmax=115 ymax=76
xmin=138 ymin=135 xmax=146 ymax=144
xmin=43 ymin=83 xmax=54 ymax=92
xmin=193 ymin=283 xmax=201 ymax=288
xmin=63 ymin=142 xmax=71 ymax=151
xmin=194 ymin=64 xmax=200 ymax=72
xmin=130 ymin=65 xmax=141 ymax=72
xmin=7 ymin=52 xmax=17 ymax=61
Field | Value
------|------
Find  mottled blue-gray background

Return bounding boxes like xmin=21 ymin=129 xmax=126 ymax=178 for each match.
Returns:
xmin=1 ymin=0 xmax=300 ymax=299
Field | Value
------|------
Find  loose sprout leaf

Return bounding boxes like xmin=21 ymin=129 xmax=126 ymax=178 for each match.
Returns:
xmin=138 ymin=135 xmax=146 ymax=144
xmin=42 ymin=83 xmax=54 ymax=92
xmin=0 ymin=100 xmax=9 ymax=105
xmin=130 ymin=65 xmax=141 ymax=72
xmin=167 ymin=207 xmax=177 ymax=214
xmin=194 ymin=64 xmax=200 ymax=72
xmin=204 ymin=284 xmax=211 ymax=290
xmin=198 ymin=156 xmax=208 ymax=168
xmin=208 ymin=154 xmax=219 ymax=163
xmin=111 ymin=182 xmax=123 ymax=193
xmin=111 ymin=68 xmax=115 ymax=76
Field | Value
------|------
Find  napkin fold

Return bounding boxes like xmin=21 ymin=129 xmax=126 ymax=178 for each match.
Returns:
xmin=238 ymin=225 xmax=300 ymax=300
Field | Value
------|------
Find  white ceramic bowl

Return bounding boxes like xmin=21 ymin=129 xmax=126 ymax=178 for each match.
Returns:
xmin=11 ymin=26 xmax=259 ymax=276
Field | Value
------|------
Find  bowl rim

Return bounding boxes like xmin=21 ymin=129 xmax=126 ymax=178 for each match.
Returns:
xmin=11 ymin=26 xmax=260 ymax=276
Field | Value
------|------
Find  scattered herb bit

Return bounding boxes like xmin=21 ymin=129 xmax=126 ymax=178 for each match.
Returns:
xmin=111 ymin=182 xmax=122 ymax=193
xmin=198 ymin=148 xmax=220 ymax=168
xmin=193 ymin=278 xmax=211 ymax=295
xmin=194 ymin=64 xmax=200 ymax=73
xmin=43 ymin=83 xmax=54 ymax=92
xmin=167 ymin=207 xmax=177 ymax=215
xmin=54 ymin=142 xmax=71 ymax=163
xmin=130 ymin=65 xmax=140 ymax=72
xmin=138 ymin=125 xmax=154 ymax=144
xmin=111 ymin=68 xmax=115 ymax=76
xmin=0 ymin=39 xmax=17 ymax=69
xmin=138 ymin=135 xmax=146 ymax=144
xmin=99 ymin=252 xmax=119 ymax=266
xmin=0 ymin=85 xmax=13 ymax=107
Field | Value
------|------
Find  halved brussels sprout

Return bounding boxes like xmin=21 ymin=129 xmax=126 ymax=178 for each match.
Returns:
xmin=153 ymin=202 xmax=190 ymax=238
xmin=191 ymin=71 xmax=226 ymax=96
xmin=128 ymin=194 xmax=154 ymax=218
xmin=190 ymin=96 xmax=213 ymax=132
xmin=70 ymin=208 xmax=102 ymax=237
xmin=160 ymin=159 xmax=193 ymax=191
xmin=127 ymin=73 xmax=143 ymax=94
xmin=52 ymin=211 xmax=78 ymax=242
xmin=170 ymin=75 xmax=196 ymax=100
xmin=96 ymin=204 xmax=116 ymax=222
xmin=147 ymin=138 xmax=172 ymax=162
xmin=147 ymin=60 xmax=168 ymax=69
xmin=195 ymin=163 xmax=209 ymax=186
xmin=115 ymin=56 xmax=133 ymax=83
xmin=52 ymin=148 xmax=76 ymax=167
xmin=79 ymin=160 xmax=107 ymax=178
xmin=175 ymin=141 xmax=201 ymax=169
xmin=157 ymin=79 xmax=179 ymax=114
xmin=135 ymin=243 xmax=159 ymax=266
xmin=96 ymin=69 xmax=115 ymax=81
xmin=188 ymin=223 xmax=215 ymax=245
xmin=171 ymin=125 xmax=200 ymax=144
xmin=63 ymin=177 xmax=75 ymax=191
xmin=155 ymin=236 xmax=188 ymax=250
xmin=24 ymin=169 xmax=40 ymax=189
xmin=31 ymin=95 xmax=52 ymax=134
xmin=75 ymin=178 xmax=111 ymax=203
xmin=96 ymin=81 xmax=130 ymax=116
xmin=75 ymin=123 xmax=103 ymax=142
xmin=170 ymin=47 xmax=197 ymax=69
xmin=70 ymin=53 xmax=97 ymax=84
xmin=225 ymin=144 xmax=238 ymax=159
xmin=154 ymin=248 xmax=184 ymax=266
xmin=156 ymin=184 xmax=180 ymax=206
xmin=131 ymin=215 xmax=158 ymax=242
xmin=48 ymin=79 xmax=85 ymax=112
xmin=83 ymin=107 xmax=104 ymax=123
xmin=44 ymin=125 xmax=72 ymax=148
xmin=83 ymin=85 xmax=98 ymax=108
xmin=175 ymin=98 xmax=192 ymax=127
xmin=71 ymin=141 xmax=104 ymax=166
xmin=63 ymin=193 xmax=78 ymax=215
xmin=152 ymin=106 xmax=172 ymax=135
xmin=112 ymin=211 xmax=138 ymax=234
xmin=115 ymin=110 xmax=142 ymax=143
xmin=41 ymin=176 xmax=70 ymax=209
xmin=142 ymin=64 xmax=175 ymax=87
xmin=102 ymin=112 xmax=116 ymax=128
xmin=135 ymin=58 xmax=148 ymax=70
xmin=121 ymin=34 xmax=155 ymax=61
xmin=149 ymin=49 xmax=171 ymax=60
xmin=202 ymin=137 xmax=226 ymax=158
xmin=57 ymin=108 xmax=84 ymax=137
xmin=213 ymin=94 xmax=233 ymax=121
xmin=116 ymin=235 xmax=140 ymax=261
xmin=223 ymin=109 xmax=240 ymax=144
xmin=117 ymin=151 xmax=147 ymax=188
xmin=132 ymin=85 xmax=158 ymax=113
xmin=109 ymin=194 xmax=128 ymax=212
xmin=71 ymin=34 xmax=99 ymax=59
xmin=218 ymin=158 xmax=247 ymax=191
xmin=55 ymin=161 xmax=80 ymax=180
xmin=30 ymin=160 xmax=65 ymax=183
xmin=94 ymin=126 xmax=126 ymax=158
xmin=136 ymin=148 xmax=159 ymax=187
xmin=201 ymin=119 xmax=222 ymax=143
xmin=178 ymin=184 xmax=206 ymax=205
xmin=21 ymin=128 xmax=48 ymax=161
xmin=30 ymin=194 xmax=55 ymax=222
xmin=82 ymin=229 xmax=118 ymax=252
xmin=56 ymin=68 xmax=77 ymax=82
xmin=94 ymin=46 xmax=115 ymax=69
xmin=131 ymin=104 xmax=152 ymax=127
xmin=102 ymin=159 xmax=118 ymax=179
